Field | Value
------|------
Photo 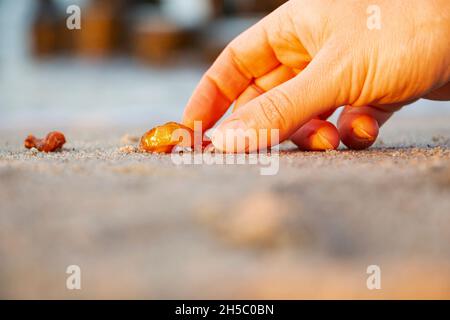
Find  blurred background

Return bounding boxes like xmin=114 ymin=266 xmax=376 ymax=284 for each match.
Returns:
xmin=0 ymin=0 xmax=449 ymax=132
xmin=0 ymin=0 xmax=285 ymax=130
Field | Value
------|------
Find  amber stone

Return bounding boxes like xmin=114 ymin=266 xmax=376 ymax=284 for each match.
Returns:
xmin=139 ymin=122 xmax=193 ymax=153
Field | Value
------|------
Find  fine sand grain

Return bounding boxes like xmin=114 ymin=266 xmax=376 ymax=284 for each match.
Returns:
xmin=1 ymin=116 xmax=450 ymax=299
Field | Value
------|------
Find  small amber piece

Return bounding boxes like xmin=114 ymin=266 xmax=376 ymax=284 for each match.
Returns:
xmin=24 ymin=131 xmax=66 ymax=152
xmin=140 ymin=122 xmax=212 ymax=153
xmin=139 ymin=122 xmax=194 ymax=153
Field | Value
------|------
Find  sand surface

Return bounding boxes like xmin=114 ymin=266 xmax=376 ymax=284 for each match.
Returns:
xmin=1 ymin=116 xmax=450 ymax=299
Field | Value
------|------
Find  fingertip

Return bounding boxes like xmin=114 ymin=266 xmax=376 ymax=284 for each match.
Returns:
xmin=314 ymin=124 xmax=340 ymax=150
xmin=183 ymin=76 xmax=233 ymax=131
xmin=339 ymin=114 xmax=379 ymax=150
xmin=181 ymin=114 xmax=195 ymax=130
xmin=291 ymin=119 xmax=340 ymax=151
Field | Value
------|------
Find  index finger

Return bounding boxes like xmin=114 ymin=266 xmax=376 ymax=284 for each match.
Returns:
xmin=182 ymin=9 xmax=283 ymax=130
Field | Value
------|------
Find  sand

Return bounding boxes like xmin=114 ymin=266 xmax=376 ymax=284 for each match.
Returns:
xmin=1 ymin=116 xmax=450 ymax=299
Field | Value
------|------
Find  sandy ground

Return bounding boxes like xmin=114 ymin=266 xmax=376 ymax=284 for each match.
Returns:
xmin=1 ymin=116 xmax=450 ymax=299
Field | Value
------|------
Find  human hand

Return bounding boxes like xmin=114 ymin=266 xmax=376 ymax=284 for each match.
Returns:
xmin=183 ymin=0 xmax=450 ymax=152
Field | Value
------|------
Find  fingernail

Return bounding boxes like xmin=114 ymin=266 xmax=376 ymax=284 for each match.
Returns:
xmin=211 ymin=119 xmax=253 ymax=153
xmin=352 ymin=116 xmax=378 ymax=141
xmin=311 ymin=127 xmax=339 ymax=150
xmin=353 ymin=126 xmax=374 ymax=140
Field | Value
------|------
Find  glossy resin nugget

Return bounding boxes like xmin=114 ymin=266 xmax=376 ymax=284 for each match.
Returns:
xmin=140 ymin=122 xmax=211 ymax=153
xmin=24 ymin=131 xmax=66 ymax=152
xmin=140 ymin=122 xmax=194 ymax=153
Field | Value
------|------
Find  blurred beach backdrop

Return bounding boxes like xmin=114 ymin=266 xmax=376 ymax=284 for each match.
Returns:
xmin=1 ymin=0 xmax=280 ymax=130
xmin=1 ymin=0 xmax=450 ymax=131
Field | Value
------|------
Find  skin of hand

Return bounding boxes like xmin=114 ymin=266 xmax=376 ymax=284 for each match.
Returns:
xmin=183 ymin=0 xmax=450 ymax=152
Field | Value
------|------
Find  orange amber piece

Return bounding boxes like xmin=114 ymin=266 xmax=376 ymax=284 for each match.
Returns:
xmin=139 ymin=122 xmax=194 ymax=153
xmin=24 ymin=131 xmax=66 ymax=152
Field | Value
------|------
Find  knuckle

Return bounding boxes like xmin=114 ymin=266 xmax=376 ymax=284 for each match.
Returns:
xmin=255 ymin=90 xmax=291 ymax=130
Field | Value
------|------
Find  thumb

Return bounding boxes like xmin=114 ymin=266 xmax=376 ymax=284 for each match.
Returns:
xmin=212 ymin=46 xmax=352 ymax=153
